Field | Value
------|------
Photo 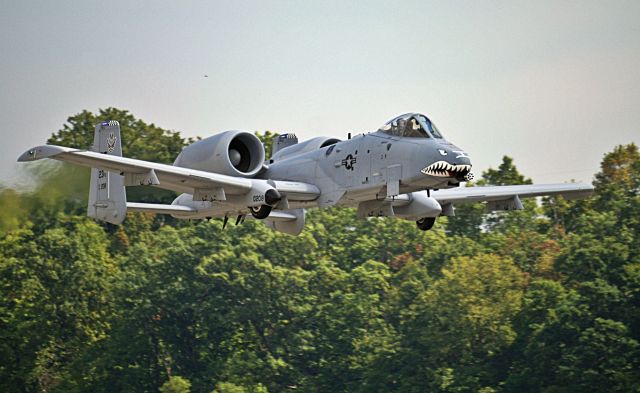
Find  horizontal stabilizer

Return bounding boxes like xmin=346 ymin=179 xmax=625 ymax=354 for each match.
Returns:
xmin=126 ymin=203 xmax=301 ymax=223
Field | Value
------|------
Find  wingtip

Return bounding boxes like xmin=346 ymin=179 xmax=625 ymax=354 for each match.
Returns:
xmin=17 ymin=145 xmax=72 ymax=162
xmin=17 ymin=148 xmax=38 ymax=162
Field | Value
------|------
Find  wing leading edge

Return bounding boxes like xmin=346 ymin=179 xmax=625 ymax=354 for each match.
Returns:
xmin=17 ymin=144 xmax=320 ymax=201
xmin=18 ymin=145 xmax=252 ymax=195
xmin=432 ymin=183 xmax=594 ymax=207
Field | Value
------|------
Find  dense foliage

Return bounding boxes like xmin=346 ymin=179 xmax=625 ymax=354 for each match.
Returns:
xmin=1 ymin=109 xmax=638 ymax=392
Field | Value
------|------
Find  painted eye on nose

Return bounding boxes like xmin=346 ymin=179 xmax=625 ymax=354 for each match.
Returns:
xmin=438 ymin=149 xmax=448 ymax=156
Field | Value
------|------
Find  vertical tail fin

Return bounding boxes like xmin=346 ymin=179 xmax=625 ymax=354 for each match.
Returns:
xmin=271 ymin=133 xmax=298 ymax=157
xmin=87 ymin=121 xmax=127 ymax=224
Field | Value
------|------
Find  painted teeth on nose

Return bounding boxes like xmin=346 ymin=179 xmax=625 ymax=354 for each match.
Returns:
xmin=422 ymin=160 xmax=469 ymax=177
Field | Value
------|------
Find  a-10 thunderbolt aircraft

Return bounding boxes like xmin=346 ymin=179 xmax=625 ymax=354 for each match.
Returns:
xmin=18 ymin=113 xmax=594 ymax=235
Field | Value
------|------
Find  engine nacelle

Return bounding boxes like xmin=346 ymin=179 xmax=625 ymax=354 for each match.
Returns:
xmin=393 ymin=192 xmax=442 ymax=220
xmin=173 ymin=131 xmax=265 ymax=178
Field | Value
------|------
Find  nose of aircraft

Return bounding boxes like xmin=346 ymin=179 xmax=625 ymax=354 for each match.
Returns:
xmin=450 ymin=149 xmax=472 ymax=166
xmin=420 ymin=146 xmax=473 ymax=180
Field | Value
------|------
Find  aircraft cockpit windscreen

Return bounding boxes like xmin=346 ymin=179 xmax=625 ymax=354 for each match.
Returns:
xmin=416 ymin=115 xmax=443 ymax=138
xmin=379 ymin=113 xmax=444 ymax=139
xmin=379 ymin=114 xmax=430 ymax=138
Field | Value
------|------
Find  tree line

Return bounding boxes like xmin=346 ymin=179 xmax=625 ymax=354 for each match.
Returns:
xmin=1 ymin=108 xmax=638 ymax=392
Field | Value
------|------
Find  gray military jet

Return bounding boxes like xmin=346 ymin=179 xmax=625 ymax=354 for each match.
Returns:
xmin=18 ymin=113 xmax=593 ymax=235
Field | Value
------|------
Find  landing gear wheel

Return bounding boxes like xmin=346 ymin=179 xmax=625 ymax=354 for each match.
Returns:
xmin=250 ymin=205 xmax=272 ymax=219
xmin=416 ymin=217 xmax=436 ymax=231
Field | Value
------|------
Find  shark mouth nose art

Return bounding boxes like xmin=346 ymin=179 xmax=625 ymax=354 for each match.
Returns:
xmin=421 ymin=161 xmax=472 ymax=178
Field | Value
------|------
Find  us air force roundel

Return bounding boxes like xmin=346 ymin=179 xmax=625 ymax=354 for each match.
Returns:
xmin=341 ymin=154 xmax=356 ymax=171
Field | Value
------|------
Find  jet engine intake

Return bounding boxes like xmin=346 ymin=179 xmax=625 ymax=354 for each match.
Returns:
xmin=173 ymin=130 xmax=265 ymax=177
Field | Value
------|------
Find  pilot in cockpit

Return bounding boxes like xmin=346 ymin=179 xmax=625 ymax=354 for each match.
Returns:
xmin=404 ymin=117 xmax=426 ymax=138
xmin=379 ymin=114 xmax=439 ymax=138
xmin=397 ymin=118 xmax=407 ymax=135
xmin=408 ymin=118 xmax=418 ymax=133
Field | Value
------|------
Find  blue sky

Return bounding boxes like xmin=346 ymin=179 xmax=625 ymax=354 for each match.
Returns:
xmin=1 ymin=0 xmax=639 ymax=186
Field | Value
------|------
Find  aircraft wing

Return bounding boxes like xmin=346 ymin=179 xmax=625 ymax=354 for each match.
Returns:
xmin=18 ymin=145 xmax=253 ymax=194
xmin=432 ymin=183 xmax=594 ymax=209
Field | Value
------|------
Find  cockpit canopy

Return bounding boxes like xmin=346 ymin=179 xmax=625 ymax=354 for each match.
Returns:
xmin=378 ymin=113 xmax=444 ymax=139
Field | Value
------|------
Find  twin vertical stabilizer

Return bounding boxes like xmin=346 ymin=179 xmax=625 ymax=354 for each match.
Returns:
xmin=87 ymin=121 xmax=127 ymax=224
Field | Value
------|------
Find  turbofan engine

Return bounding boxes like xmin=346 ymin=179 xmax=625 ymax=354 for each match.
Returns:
xmin=173 ymin=131 xmax=265 ymax=177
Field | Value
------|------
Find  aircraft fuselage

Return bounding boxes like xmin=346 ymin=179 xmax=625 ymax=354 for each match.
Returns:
xmin=264 ymin=130 xmax=471 ymax=209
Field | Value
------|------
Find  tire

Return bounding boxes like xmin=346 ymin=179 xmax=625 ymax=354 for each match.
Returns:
xmin=250 ymin=205 xmax=272 ymax=219
xmin=416 ymin=217 xmax=436 ymax=231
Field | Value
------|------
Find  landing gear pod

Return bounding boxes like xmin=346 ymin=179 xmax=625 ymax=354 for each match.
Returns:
xmin=246 ymin=182 xmax=282 ymax=219
xmin=264 ymin=209 xmax=306 ymax=236
xmin=393 ymin=192 xmax=442 ymax=220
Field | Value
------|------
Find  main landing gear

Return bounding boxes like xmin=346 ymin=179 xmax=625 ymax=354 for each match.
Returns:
xmin=416 ymin=217 xmax=436 ymax=231
xmin=250 ymin=205 xmax=272 ymax=219
xmin=249 ymin=189 xmax=281 ymax=219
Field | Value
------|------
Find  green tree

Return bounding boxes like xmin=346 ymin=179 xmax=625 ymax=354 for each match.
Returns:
xmin=48 ymin=107 xmax=192 ymax=205
xmin=507 ymin=280 xmax=640 ymax=392
xmin=0 ymin=216 xmax=116 ymax=392
xmin=447 ymin=156 xmax=535 ymax=238
xmin=254 ymin=131 xmax=279 ymax=160
xmin=482 ymin=156 xmax=540 ymax=235
xmin=444 ymin=185 xmax=485 ymax=238
xmin=160 ymin=376 xmax=192 ymax=393
xmin=390 ymin=254 xmax=526 ymax=392
xmin=212 ymin=382 xmax=268 ymax=393
xmin=48 ymin=107 xmax=190 ymax=163
xmin=482 ymin=156 xmax=532 ymax=186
